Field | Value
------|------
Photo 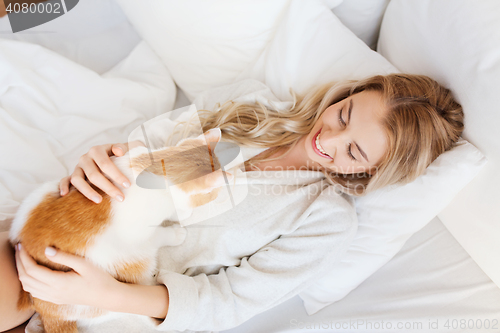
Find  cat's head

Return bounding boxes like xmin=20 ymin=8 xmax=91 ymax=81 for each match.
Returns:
xmin=131 ymin=128 xmax=231 ymax=208
xmin=168 ymin=127 xmax=220 ymax=177
xmin=166 ymin=128 xmax=231 ymax=209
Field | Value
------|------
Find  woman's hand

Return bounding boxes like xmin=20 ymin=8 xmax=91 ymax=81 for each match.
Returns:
xmin=59 ymin=142 xmax=134 ymax=203
xmin=14 ymin=243 xmax=122 ymax=309
xmin=14 ymin=243 xmax=170 ymax=319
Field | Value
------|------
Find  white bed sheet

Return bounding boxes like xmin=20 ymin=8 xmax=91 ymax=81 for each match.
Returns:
xmin=0 ymin=39 xmax=177 ymax=231
xmin=2 ymin=1 xmax=499 ymax=332
xmin=222 ymin=216 xmax=500 ymax=333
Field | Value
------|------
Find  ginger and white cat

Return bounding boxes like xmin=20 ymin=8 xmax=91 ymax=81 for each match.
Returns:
xmin=9 ymin=128 xmax=227 ymax=333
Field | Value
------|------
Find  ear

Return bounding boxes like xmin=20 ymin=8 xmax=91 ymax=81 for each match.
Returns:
xmin=195 ymin=128 xmax=221 ymax=151
xmin=204 ymin=128 xmax=221 ymax=143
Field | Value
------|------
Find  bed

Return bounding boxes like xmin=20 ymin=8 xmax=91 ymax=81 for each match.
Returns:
xmin=1 ymin=1 xmax=499 ymax=332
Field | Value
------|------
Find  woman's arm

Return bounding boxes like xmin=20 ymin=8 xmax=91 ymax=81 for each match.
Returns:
xmin=40 ymin=110 xmax=198 ymax=314
xmin=112 ymin=282 xmax=169 ymax=319
xmin=14 ymin=244 xmax=169 ymax=319
xmin=154 ymin=193 xmax=358 ymax=332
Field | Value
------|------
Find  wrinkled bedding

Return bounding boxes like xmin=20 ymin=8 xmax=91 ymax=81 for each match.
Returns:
xmin=0 ymin=39 xmax=176 ymax=230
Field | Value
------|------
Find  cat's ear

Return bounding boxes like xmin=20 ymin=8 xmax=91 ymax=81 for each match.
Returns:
xmin=204 ymin=128 xmax=221 ymax=143
xmin=195 ymin=128 xmax=221 ymax=151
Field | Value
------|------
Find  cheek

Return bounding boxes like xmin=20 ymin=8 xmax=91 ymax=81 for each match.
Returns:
xmin=329 ymin=157 xmax=367 ymax=175
xmin=340 ymin=164 xmax=370 ymax=175
xmin=322 ymin=108 xmax=340 ymax=128
xmin=321 ymin=108 xmax=333 ymax=120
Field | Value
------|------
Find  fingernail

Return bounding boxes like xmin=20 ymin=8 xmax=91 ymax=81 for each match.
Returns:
xmin=92 ymin=196 xmax=102 ymax=204
xmin=123 ymin=182 xmax=130 ymax=188
xmin=45 ymin=247 xmax=56 ymax=257
xmin=116 ymin=195 xmax=124 ymax=202
xmin=115 ymin=147 xmax=123 ymax=154
xmin=17 ymin=243 xmax=21 ymax=251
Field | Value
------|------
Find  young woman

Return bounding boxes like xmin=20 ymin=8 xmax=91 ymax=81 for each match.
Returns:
xmin=0 ymin=74 xmax=464 ymax=332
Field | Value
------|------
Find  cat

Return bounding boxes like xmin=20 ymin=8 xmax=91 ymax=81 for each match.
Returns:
xmin=9 ymin=128 xmax=228 ymax=333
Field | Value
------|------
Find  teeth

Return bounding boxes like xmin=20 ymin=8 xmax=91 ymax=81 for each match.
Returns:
xmin=315 ymin=133 xmax=330 ymax=156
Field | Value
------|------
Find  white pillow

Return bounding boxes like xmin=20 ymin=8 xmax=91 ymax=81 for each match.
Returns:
xmin=113 ymin=0 xmax=290 ymax=101
xmin=322 ymin=0 xmax=344 ymax=9
xmin=234 ymin=0 xmax=396 ymax=101
xmin=0 ymin=40 xmax=176 ymax=231
xmin=331 ymin=0 xmax=390 ymax=49
xmin=113 ymin=0 xmax=488 ymax=315
xmin=377 ymin=0 xmax=500 ymax=289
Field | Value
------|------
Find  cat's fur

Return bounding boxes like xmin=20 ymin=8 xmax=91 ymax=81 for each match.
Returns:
xmin=9 ymin=128 xmax=225 ymax=333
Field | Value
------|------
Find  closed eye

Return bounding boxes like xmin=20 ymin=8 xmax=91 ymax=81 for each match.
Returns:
xmin=340 ymin=107 xmax=357 ymax=161
xmin=347 ymin=143 xmax=356 ymax=161
xmin=338 ymin=107 xmax=346 ymax=127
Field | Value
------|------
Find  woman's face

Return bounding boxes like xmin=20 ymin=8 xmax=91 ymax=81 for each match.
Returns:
xmin=301 ymin=90 xmax=388 ymax=174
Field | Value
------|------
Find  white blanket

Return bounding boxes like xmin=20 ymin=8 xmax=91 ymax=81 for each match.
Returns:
xmin=0 ymin=39 xmax=176 ymax=231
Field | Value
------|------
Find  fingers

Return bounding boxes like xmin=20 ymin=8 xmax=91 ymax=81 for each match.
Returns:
xmin=111 ymin=143 xmax=129 ymax=157
xmin=70 ymin=166 xmax=106 ymax=204
xmin=43 ymin=247 xmax=88 ymax=275
xmin=16 ymin=245 xmax=84 ymax=284
xmin=59 ymin=176 xmax=71 ymax=196
xmin=64 ymin=143 xmax=132 ymax=203
xmin=15 ymin=244 xmax=51 ymax=290
xmin=14 ymin=243 xmax=27 ymax=277
xmin=14 ymin=244 xmax=78 ymax=304
xmin=90 ymin=146 xmax=131 ymax=191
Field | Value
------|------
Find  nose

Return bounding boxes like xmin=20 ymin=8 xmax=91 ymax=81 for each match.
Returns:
xmin=320 ymin=128 xmax=348 ymax=159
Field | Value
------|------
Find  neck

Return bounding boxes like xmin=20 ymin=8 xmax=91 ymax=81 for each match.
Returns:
xmin=248 ymin=136 xmax=322 ymax=172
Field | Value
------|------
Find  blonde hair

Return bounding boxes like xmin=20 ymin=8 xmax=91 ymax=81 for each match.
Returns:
xmin=197 ymin=74 xmax=464 ymax=195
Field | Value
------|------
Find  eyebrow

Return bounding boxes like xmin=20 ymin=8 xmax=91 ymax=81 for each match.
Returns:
xmin=355 ymin=142 xmax=369 ymax=162
xmin=348 ymin=99 xmax=353 ymax=123
xmin=348 ymin=99 xmax=369 ymax=163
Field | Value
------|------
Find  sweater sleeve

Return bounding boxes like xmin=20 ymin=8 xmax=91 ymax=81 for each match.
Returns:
xmin=154 ymin=192 xmax=358 ymax=332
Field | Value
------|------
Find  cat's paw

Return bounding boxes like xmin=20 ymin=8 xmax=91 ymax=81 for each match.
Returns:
xmin=153 ymin=225 xmax=188 ymax=247
xmin=171 ymin=226 xmax=187 ymax=246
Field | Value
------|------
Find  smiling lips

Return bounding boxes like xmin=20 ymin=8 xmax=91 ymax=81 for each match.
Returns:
xmin=312 ymin=129 xmax=332 ymax=159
